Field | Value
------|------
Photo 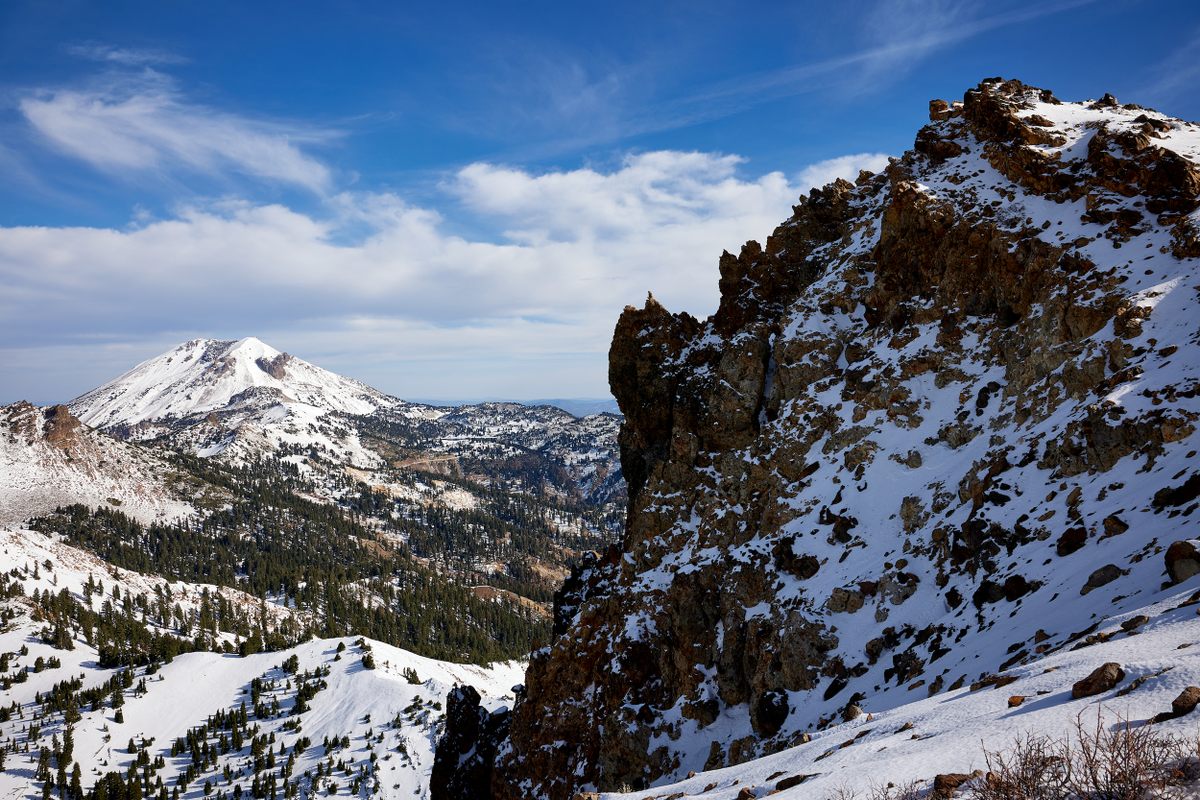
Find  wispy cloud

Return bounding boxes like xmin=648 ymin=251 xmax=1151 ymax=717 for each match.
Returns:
xmin=65 ymin=42 xmax=188 ymax=67
xmin=642 ymin=0 xmax=1098 ymax=130
xmin=498 ymin=0 xmax=1099 ymax=157
xmin=1133 ymin=24 xmax=1200 ymax=109
xmin=19 ymin=71 xmax=336 ymax=194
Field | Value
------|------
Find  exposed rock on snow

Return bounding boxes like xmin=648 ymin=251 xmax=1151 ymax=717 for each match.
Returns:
xmin=1071 ymin=662 xmax=1125 ymax=699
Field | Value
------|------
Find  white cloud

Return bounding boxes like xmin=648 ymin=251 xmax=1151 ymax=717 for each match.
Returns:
xmin=0 ymin=149 xmax=856 ymax=401
xmin=19 ymin=73 xmax=334 ymax=193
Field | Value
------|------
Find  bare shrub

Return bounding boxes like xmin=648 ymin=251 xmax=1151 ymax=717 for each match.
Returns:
xmin=972 ymin=732 xmax=1070 ymax=800
xmin=966 ymin=709 xmax=1200 ymax=800
xmin=866 ymin=780 xmax=926 ymax=800
xmin=1066 ymin=712 xmax=1194 ymax=800
xmin=824 ymin=784 xmax=860 ymax=800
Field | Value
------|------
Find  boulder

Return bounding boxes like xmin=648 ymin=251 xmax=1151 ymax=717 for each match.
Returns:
xmin=1166 ymin=540 xmax=1200 ymax=585
xmin=1172 ymin=686 xmax=1200 ymax=717
xmin=1056 ymin=527 xmax=1087 ymax=556
xmin=1071 ymin=663 xmax=1125 ymax=699
xmin=776 ymin=774 xmax=813 ymax=791
xmin=827 ymin=587 xmax=865 ymax=613
xmin=932 ymin=773 xmax=977 ymax=799
xmin=1080 ymin=564 xmax=1126 ymax=595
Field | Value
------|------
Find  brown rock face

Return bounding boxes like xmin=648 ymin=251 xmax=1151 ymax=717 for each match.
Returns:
xmin=41 ymin=404 xmax=84 ymax=449
xmin=483 ymin=79 xmax=1200 ymax=799
xmin=431 ymin=686 xmax=510 ymax=800
xmin=1071 ymin=663 xmax=1125 ymax=699
xmin=255 ymin=353 xmax=292 ymax=380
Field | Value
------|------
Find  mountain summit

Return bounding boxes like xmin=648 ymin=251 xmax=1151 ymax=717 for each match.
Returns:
xmin=72 ymin=337 xmax=383 ymax=428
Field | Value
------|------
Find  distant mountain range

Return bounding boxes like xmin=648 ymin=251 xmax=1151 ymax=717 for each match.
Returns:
xmin=68 ymin=336 xmax=624 ymax=505
xmin=409 ymin=397 xmax=621 ymax=417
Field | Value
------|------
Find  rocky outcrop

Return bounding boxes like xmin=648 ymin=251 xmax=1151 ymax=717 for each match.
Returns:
xmin=431 ymin=686 xmax=511 ymax=800
xmin=479 ymin=79 xmax=1200 ymax=799
xmin=255 ymin=352 xmax=293 ymax=380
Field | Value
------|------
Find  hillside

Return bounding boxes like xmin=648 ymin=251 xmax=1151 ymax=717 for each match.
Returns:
xmin=0 ymin=401 xmax=197 ymax=527
xmin=437 ymin=78 xmax=1200 ymax=798
xmin=0 ymin=527 xmax=521 ymax=800
xmin=48 ymin=338 xmax=626 ymax=620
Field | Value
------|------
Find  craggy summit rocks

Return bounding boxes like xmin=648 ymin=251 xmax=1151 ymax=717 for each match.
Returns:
xmin=475 ymin=79 xmax=1200 ymax=800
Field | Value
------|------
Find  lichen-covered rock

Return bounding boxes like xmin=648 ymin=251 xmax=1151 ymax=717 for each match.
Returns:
xmin=483 ymin=78 xmax=1200 ymax=799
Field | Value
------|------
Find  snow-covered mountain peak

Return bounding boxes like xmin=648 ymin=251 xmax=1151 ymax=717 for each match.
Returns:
xmin=71 ymin=336 xmax=385 ymax=429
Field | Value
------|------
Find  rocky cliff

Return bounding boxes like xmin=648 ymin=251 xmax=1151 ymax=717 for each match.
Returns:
xmin=448 ymin=78 xmax=1200 ymax=799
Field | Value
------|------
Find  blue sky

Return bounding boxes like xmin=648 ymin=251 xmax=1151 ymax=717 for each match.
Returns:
xmin=1 ymin=0 xmax=1198 ymax=403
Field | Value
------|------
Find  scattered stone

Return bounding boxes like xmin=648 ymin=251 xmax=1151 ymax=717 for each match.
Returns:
xmin=971 ymin=674 xmax=1019 ymax=692
xmin=1056 ymin=527 xmax=1087 ymax=556
xmin=1153 ymin=474 xmax=1200 ymax=510
xmin=1101 ymin=514 xmax=1129 ymax=538
xmin=1072 ymin=663 xmax=1125 ymax=699
xmin=776 ymin=774 xmax=814 ymax=791
xmin=1007 ymin=695 xmax=1026 ymax=708
xmin=827 ymin=586 xmax=865 ymax=613
xmin=1120 ymin=615 xmax=1149 ymax=632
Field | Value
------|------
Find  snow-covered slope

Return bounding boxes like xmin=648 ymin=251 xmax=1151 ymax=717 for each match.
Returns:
xmin=0 ymin=528 xmax=521 ymax=800
xmin=0 ymin=401 xmax=195 ymax=527
xmin=604 ymin=584 xmax=1200 ymax=800
xmin=71 ymin=337 xmax=394 ymax=468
